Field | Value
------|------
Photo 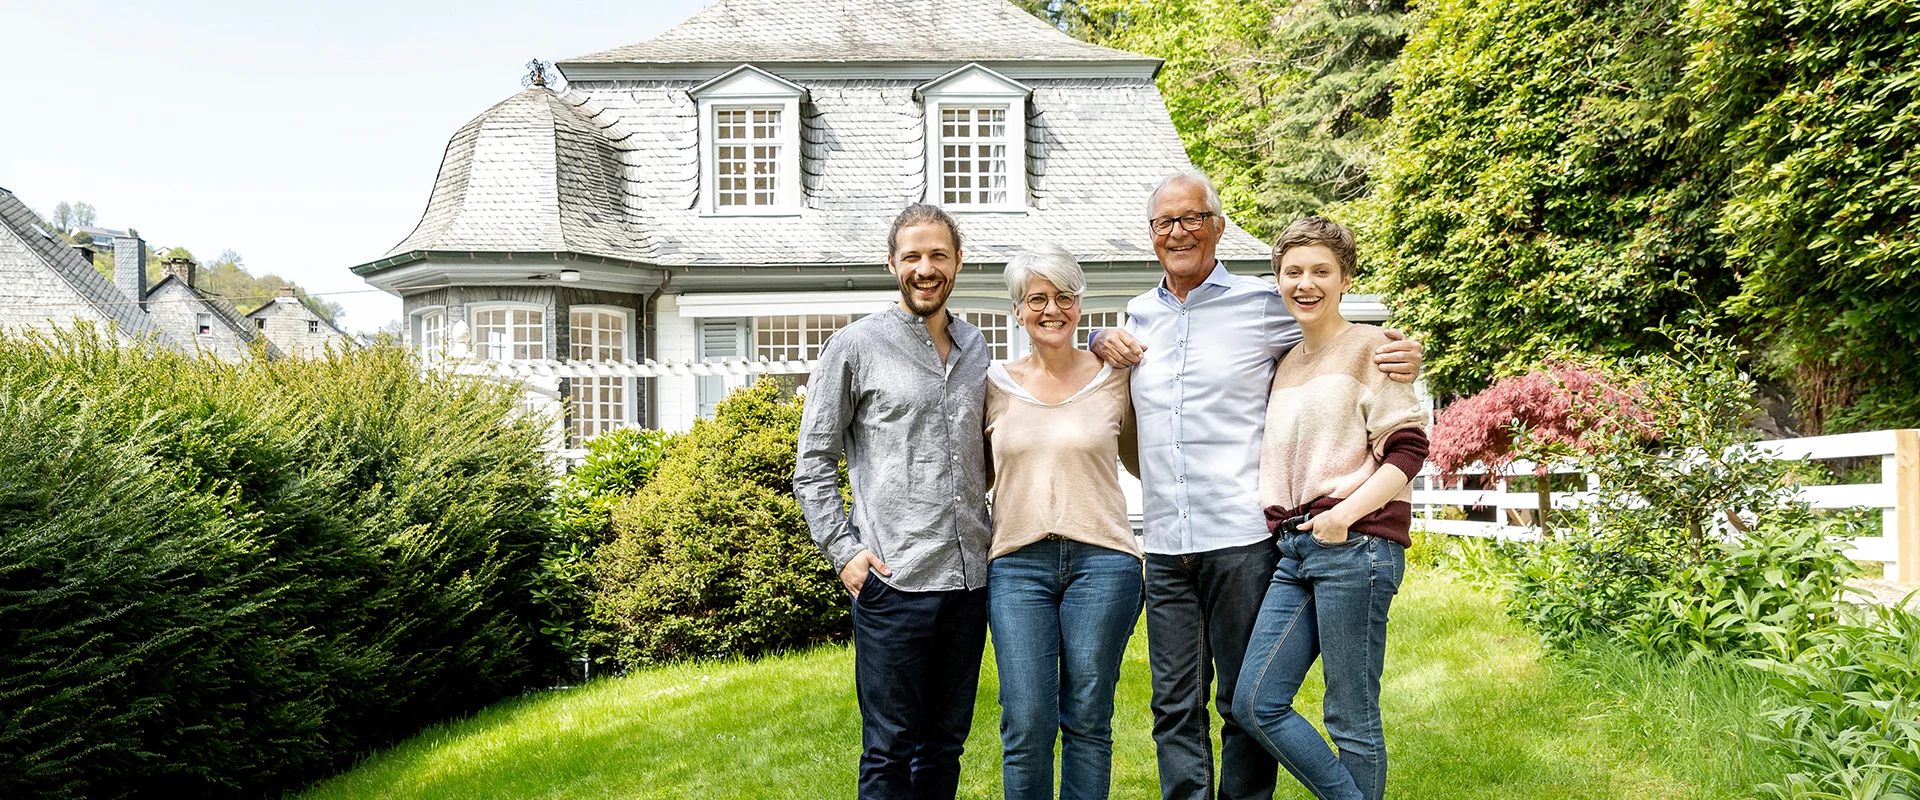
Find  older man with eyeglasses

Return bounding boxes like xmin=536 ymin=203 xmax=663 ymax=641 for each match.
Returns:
xmin=1089 ymin=173 xmax=1421 ymax=800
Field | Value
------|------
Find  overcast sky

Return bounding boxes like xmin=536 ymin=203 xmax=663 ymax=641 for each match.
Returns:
xmin=0 ymin=0 xmax=709 ymax=332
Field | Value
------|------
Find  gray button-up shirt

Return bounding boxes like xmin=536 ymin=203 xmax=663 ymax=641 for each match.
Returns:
xmin=793 ymin=304 xmax=992 ymax=592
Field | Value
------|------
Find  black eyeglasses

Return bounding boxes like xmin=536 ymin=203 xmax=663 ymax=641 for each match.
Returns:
xmin=1149 ymin=212 xmax=1217 ymax=236
xmin=1023 ymin=292 xmax=1079 ymax=312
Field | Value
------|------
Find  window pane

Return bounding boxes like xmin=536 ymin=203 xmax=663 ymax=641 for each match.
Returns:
xmin=939 ymin=106 xmax=1010 ymax=205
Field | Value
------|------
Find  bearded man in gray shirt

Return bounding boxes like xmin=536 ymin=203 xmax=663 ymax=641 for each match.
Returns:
xmin=793 ymin=203 xmax=993 ymax=800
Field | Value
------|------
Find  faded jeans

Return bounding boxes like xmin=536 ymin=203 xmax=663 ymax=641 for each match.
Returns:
xmin=1232 ymin=533 xmax=1405 ymax=800
xmin=989 ymin=538 xmax=1144 ymax=800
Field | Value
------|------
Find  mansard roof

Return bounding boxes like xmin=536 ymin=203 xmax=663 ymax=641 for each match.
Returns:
xmin=0 ymin=187 xmax=172 ymax=342
xmin=564 ymin=0 xmax=1150 ymax=65
xmin=384 ymin=87 xmax=638 ymax=260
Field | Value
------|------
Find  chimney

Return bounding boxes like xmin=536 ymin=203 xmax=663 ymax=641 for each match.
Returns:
xmin=163 ymin=256 xmax=197 ymax=288
xmin=277 ymin=285 xmax=298 ymax=299
xmin=112 ymin=235 xmax=148 ymax=309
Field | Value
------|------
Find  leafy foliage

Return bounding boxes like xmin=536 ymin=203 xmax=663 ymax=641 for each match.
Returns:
xmin=1428 ymin=361 xmax=1652 ymax=476
xmin=0 ymin=326 xmax=553 ymax=798
xmin=586 ymin=380 xmax=848 ymax=666
xmin=534 ymin=427 xmax=675 ymax=661
xmin=1036 ymin=0 xmax=1406 ymax=237
xmin=1352 ymin=0 xmax=1734 ymax=399
xmin=1682 ymin=0 xmax=1920 ymax=433
xmin=1749 ymin=601 xmax=1920 ymax=799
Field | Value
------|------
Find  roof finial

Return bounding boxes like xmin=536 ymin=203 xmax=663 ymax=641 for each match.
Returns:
xmin=523 ymin=58 xmax=556 ymax=89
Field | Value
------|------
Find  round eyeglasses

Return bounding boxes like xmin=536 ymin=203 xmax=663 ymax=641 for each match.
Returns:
xmin=1023 ymin=292 xmax=1079 ymax=312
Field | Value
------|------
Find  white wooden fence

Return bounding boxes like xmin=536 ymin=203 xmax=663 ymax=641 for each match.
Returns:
xmin=1411 ymin=429 xmax=1920 ymax=583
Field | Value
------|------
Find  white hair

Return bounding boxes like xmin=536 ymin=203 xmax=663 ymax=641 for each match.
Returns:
xmin=1003 ymin=244 xmax=1086 ymax=306
xmin=1147 ymin=171 xmax=1225 ymax=219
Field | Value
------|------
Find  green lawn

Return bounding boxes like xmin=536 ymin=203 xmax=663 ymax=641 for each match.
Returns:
xmin=299 ymin=567 xmax=1779 ymax=799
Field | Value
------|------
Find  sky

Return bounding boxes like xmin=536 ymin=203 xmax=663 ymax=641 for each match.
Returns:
xmin=0 ymin=0 xmax=710 ymax=332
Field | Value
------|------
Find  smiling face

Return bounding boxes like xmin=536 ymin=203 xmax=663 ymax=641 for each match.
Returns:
xmin=887 ymin=221 xmax=961 ymax=317
xmin=1016 ymin=276 xmax=1080 ymax=349
xmin=1275 ymin=243 xmax=1351 ymax=326
xmin=1149 ymin=178 xmax=1224 ymax=289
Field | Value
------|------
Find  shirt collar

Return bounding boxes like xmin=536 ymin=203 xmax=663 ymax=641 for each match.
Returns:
xmin=1157 ymin=260 xmax=1235 ymax=300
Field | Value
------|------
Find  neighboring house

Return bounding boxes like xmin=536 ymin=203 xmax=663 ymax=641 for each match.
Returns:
xmin=246 ymin=287 xmax=356 ymax=357
xmin=72 ymin=225 xmax=131 ymax=250
xmin=0 ymin=186 xmax=279 ymax=359
xmin=353 ymin=0 xmax=1377 ymax=445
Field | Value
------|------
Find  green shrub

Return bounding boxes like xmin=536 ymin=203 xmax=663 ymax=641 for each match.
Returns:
xmin=1496 ymin=326 xmax=1858 ymax=658
xmin=586 ymin=380 xmax=848 ymax=666
xmin=1749 ymin=601 xmax=1920 ymax=799
xmin=0 ymin=326 xmax=553 ymax=798
xmin=533 ymin=427 xmax=676 ymax=661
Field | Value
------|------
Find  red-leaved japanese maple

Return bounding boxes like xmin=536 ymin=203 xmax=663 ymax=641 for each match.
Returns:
xmin=1428 ymin=362 xmax=1653 ymax=533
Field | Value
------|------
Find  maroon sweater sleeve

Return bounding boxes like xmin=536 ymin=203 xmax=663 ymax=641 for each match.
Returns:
xmin=1380 ymin=428 xmax=1429 ymax=482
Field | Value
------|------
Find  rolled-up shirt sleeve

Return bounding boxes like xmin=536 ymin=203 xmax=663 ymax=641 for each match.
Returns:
xmin=793 ymin=337 xmax=864 ymax=572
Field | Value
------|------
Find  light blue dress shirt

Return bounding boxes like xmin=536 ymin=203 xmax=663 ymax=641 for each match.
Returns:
xmin=1123 ymin=262 xmax=1301 ymax=555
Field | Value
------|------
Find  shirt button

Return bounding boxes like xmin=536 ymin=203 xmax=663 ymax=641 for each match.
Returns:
xmin=1181 ymin=511 xmax=1188 ymax=518
xmin=1178 ymin=476 xmax=1185 ymax=483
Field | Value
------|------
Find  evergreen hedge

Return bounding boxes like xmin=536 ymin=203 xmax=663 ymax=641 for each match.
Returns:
xmin=587 ymin=380 xmax=848 ymax=666
xmin=0 ymin=327 xmax=555 ymax=798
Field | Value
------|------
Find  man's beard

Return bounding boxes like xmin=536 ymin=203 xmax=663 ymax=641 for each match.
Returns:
xmin=897 ymin=277 xmax=952 ymax=317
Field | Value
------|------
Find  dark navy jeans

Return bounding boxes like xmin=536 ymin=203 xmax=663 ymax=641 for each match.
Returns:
xmin=1144 ymin=537 xmax=1283 ymax=800
xmin=852 ymin=577 xmax=990 ymax=800
xmin=988 ymin=538 xmax=1144 ymax=800
xmin=1233 ymin=533 xmax=1405 ymax=800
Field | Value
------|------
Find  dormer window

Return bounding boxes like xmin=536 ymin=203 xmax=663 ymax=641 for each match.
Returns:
xmin=693 ymin=65 xmax=806 ymax=215
xmin=919 ymin=64 xmax=1031 ymax=211
xmin=940 ymin=107 xmax=1010 ymax=205
xmin=715 ymin=108 xmax=784 ymax=208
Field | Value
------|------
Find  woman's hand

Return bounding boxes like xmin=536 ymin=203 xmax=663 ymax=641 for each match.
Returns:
xmin=1297 ymin=508 xmax=1354 ymax=545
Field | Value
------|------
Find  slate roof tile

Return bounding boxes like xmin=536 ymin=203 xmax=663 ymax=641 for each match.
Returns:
xmin=565 ymin=0 xmax=1152 ymax=65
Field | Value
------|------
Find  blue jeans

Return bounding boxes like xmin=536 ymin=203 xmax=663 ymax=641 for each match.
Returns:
xmin=852 ymin=578 xmax=990 ymax=800
xmin=1233 ymin=533 xmax=1404 ymax=800
xmin=989 ymin=538 xmax=1145 ymax=800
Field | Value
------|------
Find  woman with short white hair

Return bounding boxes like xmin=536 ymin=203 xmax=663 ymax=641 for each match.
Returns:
xmin=984 ymin=244 xmax=1141 ymax=800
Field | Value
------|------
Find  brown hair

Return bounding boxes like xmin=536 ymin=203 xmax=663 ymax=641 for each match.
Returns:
xmin=1272 ymin=216 xmax=1357 ymax=277
xmin=887 ymin=203 xmax=963 ymax=257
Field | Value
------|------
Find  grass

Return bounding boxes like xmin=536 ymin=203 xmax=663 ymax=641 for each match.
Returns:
xmin=298 ymin=566 xmax=1782 ymax=799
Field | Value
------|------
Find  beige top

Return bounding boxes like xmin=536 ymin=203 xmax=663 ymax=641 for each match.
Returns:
xmin=984 ymin=363 xmax=1142 ymax=559
xmin=1258 ymin=324 xmax=1430 ymax=543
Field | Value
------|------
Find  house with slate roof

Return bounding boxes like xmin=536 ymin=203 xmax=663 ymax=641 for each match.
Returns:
xmin=352 ymin=0 xmax=1274 ymax=444
xmin=246 ymin=286 xmax=356 ymax=357
xmin=0 ymin=186 xmax=279 ymax=359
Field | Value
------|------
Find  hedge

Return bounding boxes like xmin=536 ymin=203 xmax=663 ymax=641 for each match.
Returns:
xmin=587 ymin=380 xmax=848 ymax=666
xmin=0 ymin=327 xmax=555 ymax=798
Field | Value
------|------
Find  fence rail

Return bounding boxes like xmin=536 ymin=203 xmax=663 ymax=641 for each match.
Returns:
xmin=1410 ymin=429 xmax=1920 ymax=583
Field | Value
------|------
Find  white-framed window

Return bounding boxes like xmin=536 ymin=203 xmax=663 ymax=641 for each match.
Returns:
xmin=568 ymin=306 xmax=632 ymax=446
xmin=471 ymin=304 xmax=545 ymax=361
xmin=1077 ymin=310 xmax=1123 ymax=349
xmin=715 ymin=108 xmax=784 ymax=208
xmin=692 ymin=65 xmax=804 ymax=215
xmin=308 ymin=319 xmax=320 ymax=334
xmin=195 ymin=313 xmax=213 ymax=336
xmin=754 ymin=314 xmax=853 ymax=361
xmin=919 ymin=64 xmax=1031 ymax=211
xmin=940 ymin=107 xmax=1010 ymax=206
xmin=962 ymin=311 xmax=1011 ymax=360
xmin=416 ymin=308 xmax=445 ymax=365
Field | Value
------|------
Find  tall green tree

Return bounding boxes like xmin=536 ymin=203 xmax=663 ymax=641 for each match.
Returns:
xmin=1351 ymin=0 xmax=1734 ymax=400
xmin=1682 ymin=0 xmax=1920 ymax=432
xmin=1073 ymin=0 xmax=1407 ymax=238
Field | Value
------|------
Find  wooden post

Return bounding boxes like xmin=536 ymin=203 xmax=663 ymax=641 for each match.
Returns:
xmin=1897 ymin=430 xmax=1919 ymax=584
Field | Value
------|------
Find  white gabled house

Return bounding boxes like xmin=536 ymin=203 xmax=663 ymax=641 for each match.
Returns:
xmin=352 ymin=0 xmax=1302 ymax=447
